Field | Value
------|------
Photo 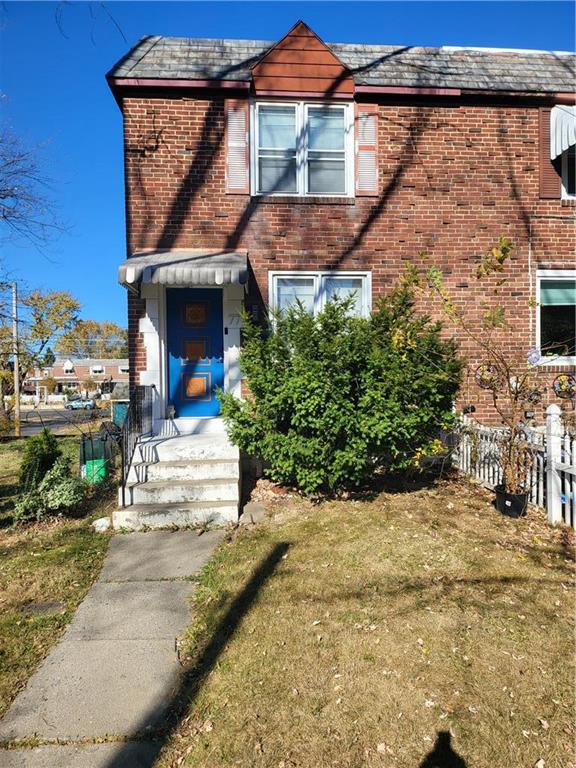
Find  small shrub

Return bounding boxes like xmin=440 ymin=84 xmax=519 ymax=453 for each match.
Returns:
xmin=18 ymin=428 xmax=62 ymax=491
xmin=14 ymin=457 xmax=87 ymax=524
xmin=219 ymin=284 xmax=463 ymax=495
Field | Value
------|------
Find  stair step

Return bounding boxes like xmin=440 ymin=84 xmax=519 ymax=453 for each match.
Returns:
xmin=126 ymin=478 xmax=239 ymax=505
xmin=138 ymin=434 xmax=239 ymax=463
xmin=134 ymin=459 xmax=240 ymax=483
xmin=113 ymin=501 xmax=238 ymax=530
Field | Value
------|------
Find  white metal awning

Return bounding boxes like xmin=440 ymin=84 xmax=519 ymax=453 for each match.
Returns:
xmin=550 ymin=105 xmax=576 ymax=160
xmin=118 ymin=249 xmax=248 ymax=289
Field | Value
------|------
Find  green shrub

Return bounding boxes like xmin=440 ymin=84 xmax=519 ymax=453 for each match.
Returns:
xmin=14 ymin=457 xmax=87 ymax=524
xmin=219 ymin=284 xmax=463 ymax=495
xmin=18 ymin=428 xmax=61 ymax=491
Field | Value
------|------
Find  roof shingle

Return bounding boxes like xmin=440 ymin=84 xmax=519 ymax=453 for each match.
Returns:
xmin=108 ymin=35 xmax=576 ymax=93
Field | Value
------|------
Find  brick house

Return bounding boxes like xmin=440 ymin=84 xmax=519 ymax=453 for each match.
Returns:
xmin=107 ymin=21 xmax=575 ymax=528
xmin=26 ymin=358 xmax=130 ymax=394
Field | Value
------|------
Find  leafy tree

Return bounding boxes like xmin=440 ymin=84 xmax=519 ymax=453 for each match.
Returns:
xmin=56 ymin=320 xmax=128 ymax=358
xmin=219 ymin=285 xmax=462 ymax=495
xmin=0 ymin=289 xmax=80 ymax=397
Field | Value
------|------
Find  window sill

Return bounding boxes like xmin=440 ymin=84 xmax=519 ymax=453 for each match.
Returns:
xmin=561 ymin=198 xmax=576 ymax=207
xmin=537 ymin=357 xmax=576 ymax=368
xmin=253 ymin=195 xmax=355 ymax=206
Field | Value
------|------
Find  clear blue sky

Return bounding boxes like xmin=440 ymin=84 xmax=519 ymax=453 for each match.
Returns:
xmin=1 ymin=1 xmax=574 ymax=327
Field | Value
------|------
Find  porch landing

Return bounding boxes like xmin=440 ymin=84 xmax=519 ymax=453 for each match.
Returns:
xmin=114 ymin=427 xmax=241 ymax=530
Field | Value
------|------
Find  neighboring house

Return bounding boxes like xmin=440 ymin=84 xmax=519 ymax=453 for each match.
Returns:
xmin=107 ymin=21 xmax=575 ymax=528
xmin=26 ymin=358 xmax=130 ymax=394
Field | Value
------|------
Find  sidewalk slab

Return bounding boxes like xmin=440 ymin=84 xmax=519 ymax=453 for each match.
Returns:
xmin=0 ymin=741 xmax=161 ymax=768
xmin=0 ymin=639 xmax=179 ymax=741
xmin=66 ymin=580 xmax=193 ymax=640
xmin=99 ymin=529 xmax=225 ymax=582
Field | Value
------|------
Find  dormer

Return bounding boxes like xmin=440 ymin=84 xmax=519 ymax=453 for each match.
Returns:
xmin=251 ymin=21 xmax=354 ymax=98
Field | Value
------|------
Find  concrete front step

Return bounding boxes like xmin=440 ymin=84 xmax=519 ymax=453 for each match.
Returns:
xmin=113 ymin=501 xmax=238 ymax=530
xmin=138 ymin=433 xmax=239 ymax=464
xmin=126 ymin=478 xmax=239 ymax=505
xmin=132 ymin=459 xmax=240 ymax=484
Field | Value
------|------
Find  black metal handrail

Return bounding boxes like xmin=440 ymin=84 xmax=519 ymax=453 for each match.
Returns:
xmin=120 ymin=384 xmax=155 ymax=508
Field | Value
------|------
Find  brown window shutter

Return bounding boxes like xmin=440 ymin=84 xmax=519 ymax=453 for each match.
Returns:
xmin=225 ymin=99 xmax=249 ymax=194
xmin=539 ymin=107 xmax=561 ymax=199
xmin=355 ymin=103 xmax=379 ymax=196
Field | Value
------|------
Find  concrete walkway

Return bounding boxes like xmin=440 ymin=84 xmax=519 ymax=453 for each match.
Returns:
xmin=0 ymin=529 xmax=224 ymax=768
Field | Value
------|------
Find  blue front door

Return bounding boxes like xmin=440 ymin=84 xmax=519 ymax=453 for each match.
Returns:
xmin=166 ymin=288 xmax=224 ymax=417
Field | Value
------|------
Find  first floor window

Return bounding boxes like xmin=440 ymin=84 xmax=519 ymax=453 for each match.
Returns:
xmin=538 ymin=272 xmax=576 ymax=361
xmin=271 ymin=271 xmax=370 ymax=317
xmin=254 ymin=101 xmax=353 ymax=197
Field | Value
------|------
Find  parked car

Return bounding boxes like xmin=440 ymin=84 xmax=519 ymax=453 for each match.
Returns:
xmin=65 ymin=399 xmax=95 ymax=411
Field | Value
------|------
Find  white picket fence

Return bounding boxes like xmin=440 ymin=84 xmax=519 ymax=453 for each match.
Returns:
xmin=456 ymin=404 xmax=575 ymax=528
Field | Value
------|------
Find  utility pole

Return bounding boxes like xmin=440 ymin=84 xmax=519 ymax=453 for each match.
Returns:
xmin=12 ymin=283 xmax=20 ymax=437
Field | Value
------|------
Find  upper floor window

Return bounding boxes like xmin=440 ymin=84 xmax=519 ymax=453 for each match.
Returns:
xmin=118 ymin=365 xmax=129 ymax=374
xmin=90 ymin=365 xmax=105 ymax=375
xmin=270 ymin=271 xmax=371 ymax=317
xmin=252 ymin=102 xmax=354 ymax=197
xmin=537 ymin=270 xmax=576 ymax=363
xmin=561 ymin=145 xmax=576 ymax=199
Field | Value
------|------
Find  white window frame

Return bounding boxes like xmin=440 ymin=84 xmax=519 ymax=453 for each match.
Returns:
xmin=90 ymin=365 xmax=105 ymax=375
xmin=269 ymin=270 xmax=372 ymax=318
xmin=561 ymin=146 xmax=576 ymax=200
xmin=251 ymin=101 xmax=355 ymax=198
xmin=118 ymin=365 xmax=129 ymax=374
xmin=63 ymin=366 xmax=75 ymax=375
xmin=536 ymin=269 xmax=576 ymax=366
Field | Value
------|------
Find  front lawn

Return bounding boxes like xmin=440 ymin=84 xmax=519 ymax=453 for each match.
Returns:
xmin=0 ymin=436 xmax=113 ymax=717
xmin=160 ymin=479 xmax=574 ymax=768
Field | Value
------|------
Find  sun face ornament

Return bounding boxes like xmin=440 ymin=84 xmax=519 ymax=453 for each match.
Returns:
xmin=474 ymin=363 xmax=502 ymax=391
xmin=553 ymin=373 xmax=576 ymax=400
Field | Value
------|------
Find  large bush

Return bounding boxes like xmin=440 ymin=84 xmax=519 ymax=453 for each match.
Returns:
xmin=219 ymin=283 xmax=463 ymax=495
xmin=18 ymin=427 xmax=61 ymax=491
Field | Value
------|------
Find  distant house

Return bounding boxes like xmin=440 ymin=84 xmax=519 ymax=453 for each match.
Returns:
xmin=25 ymin=358 xmax=130 ymax=394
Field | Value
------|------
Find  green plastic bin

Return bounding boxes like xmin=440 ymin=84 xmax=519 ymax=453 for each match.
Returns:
xmin=85 ymin=459 xmax=108 ymax=484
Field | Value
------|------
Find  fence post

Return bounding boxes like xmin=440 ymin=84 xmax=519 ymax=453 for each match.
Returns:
xmin=546 ymin=404 xmax=563 ymax=525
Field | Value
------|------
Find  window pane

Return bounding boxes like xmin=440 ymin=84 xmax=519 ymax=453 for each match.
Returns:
xmin=567 ymin=146 xmax=576 ymax=196
xmin=308 ymin=157 xmax=346 ymax=194
xmin=276 ymin=278 xmax=315 ymax=314
xmin=323 ymin=277 xmax=364 ymax=316
xmin=541 ymin=279 xmax=576 ymax=306
xmin=308 ymin=108 xmax=345 ymax=150
xmin=541 ymin=305 xmax=576 ymax=356
xmin=258 ymin=155 xmax=297 ymax=193
xmin=258 ymin=106 xmax=296 ymax=149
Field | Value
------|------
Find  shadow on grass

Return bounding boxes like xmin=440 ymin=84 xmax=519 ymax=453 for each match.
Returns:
xmin=419 ymin=731 xmax=468 ymax=767
xmin=104 ymin=541 xmax=290 ymax=768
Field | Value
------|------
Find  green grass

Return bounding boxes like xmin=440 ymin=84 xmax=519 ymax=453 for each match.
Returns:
xmin=0 ymin=435 xmax=113 ymax=717
xmin=158 ymin=479 xmax=575 ymax=768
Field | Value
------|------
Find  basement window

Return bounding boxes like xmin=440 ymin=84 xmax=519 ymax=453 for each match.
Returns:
xmin=537 ymin=271 xmax=576 ymax=364
xmin=252 ymin=102 xmax=354 ymax=197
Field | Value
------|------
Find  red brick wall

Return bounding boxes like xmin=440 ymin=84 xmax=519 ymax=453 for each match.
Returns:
xmin=121 ymin=93 xmax=575 ymax=422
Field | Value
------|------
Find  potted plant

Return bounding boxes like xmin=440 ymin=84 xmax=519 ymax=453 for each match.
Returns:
xmin=417 ymin=238 xmax=553 ymax=517
xmin=472 ymin=356 xmax=544 ymax=517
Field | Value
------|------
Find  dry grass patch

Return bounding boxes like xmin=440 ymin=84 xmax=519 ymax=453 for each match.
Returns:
xmin=0 ymin=436 xmax=112 ymax=716
xmin=160 ymin=479 xmax=575 ymax=768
